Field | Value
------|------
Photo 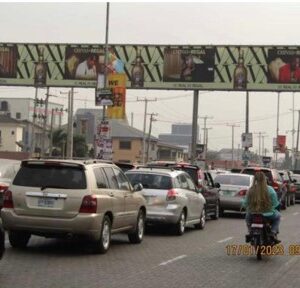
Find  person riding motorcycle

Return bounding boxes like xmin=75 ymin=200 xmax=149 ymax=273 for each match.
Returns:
xmin=242 ymin=171 xmax=281 ymax=244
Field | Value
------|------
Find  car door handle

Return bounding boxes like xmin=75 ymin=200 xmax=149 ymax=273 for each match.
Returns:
xmin=109 ymin=192 xmax=114 ymax=197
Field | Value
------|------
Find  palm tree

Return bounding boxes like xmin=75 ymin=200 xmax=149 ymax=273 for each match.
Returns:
xmin=52 ymin=129 xmax=67 ymax=157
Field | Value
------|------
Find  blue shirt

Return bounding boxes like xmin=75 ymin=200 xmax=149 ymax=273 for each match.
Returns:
xmin=242 ymin=185 xmax=279 ymax=217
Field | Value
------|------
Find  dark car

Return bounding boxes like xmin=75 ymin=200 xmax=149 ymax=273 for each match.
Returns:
xmin=279 ymin=170 xmax=297 ymax=207
xmin=241 ymin=167 xmax=284 ymax=207
xmin=0 ymin=220 xmax=4 ymax=259
xmin=291 ymin=173 xmax=300 ymax=201
xmin=172 ymin=163 xmax=221 ymax=220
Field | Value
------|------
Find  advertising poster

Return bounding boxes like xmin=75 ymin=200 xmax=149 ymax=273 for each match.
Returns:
xmin=277 ymin=135 xmax=286 ymax=153
xmin=107 ymin=73 xmax=126 ymax=119
xmin=268 ymin=48 xmax=300 ymax=83
xmin=241 ymin=133 xmax=253 ymax=148
xmin=95 ymin=88 xmax=113 ymax=106
xmin=163 ymin=47 xmax=215 ymax=83
xmin=0 ymin=44 xmax=17 ymax=78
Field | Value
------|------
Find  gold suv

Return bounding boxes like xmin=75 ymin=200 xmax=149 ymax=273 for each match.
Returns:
xmin=1 ymin=159 xmax=146 ymax=254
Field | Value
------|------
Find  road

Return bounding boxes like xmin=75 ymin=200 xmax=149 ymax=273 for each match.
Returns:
xmin=1 ymin=205 xmax=300 ymax=288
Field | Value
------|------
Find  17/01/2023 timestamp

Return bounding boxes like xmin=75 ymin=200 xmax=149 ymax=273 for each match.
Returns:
xmin=226 ymin=244 xmax=300 ymax=256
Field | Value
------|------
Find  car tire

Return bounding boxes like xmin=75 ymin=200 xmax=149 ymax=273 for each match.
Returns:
xmin=219 ymin=207 xmax=224 ymax=217
xmin=9 ymin=231 xmax=31 ymax=249
xmin=290 ymin=194 xmax=296 ymax=205
xmin=211 ymin=201 xmax=219 ymax=220
xmin=174 ymin=210 xmax=186 ymax=236
xmin=128 ymin=209 xmax=145 ymax=244
xmin=195 ymin=206 xmax=206 ymax=229
xmin=92 ymin=215 xmax=111 ymax=254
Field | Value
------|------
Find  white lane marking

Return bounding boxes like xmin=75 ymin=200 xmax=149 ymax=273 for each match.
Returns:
xmin=217 ymin=237 xmax=233 ymax=243
xmin=293 ymin=212 xmax=299 ymax=216
xmin=284 ymin=257 xmax=298 ymax=266
xmin=159 ymin=255 xmax=187 ymax=266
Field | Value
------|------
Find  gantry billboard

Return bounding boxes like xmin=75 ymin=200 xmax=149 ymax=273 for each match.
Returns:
xmin=1 ymin=43 xmax=300 ymax=91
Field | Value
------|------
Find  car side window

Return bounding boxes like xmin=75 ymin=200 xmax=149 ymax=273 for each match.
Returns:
xmin=174 ymin=176 xmax=181 ymax=188
xmin=103 ymin=167 xmax=119 ymax=189
xmin=93 ymin=168 xmax=109 ymax=188
xmin=112 ymin=167 xmax=131 ymax=191
xmin=179 ymin=174 xmax=189 ymax=189
xmin=186 ymin=176 xmax=197 ymax=192
xmin=205 ymin=173 xmax=213 ymax=187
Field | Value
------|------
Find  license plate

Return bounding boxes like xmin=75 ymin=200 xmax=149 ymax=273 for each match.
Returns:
xmin=251 ymin=223 xmax=263 ymax=228
xmin=222 ymin=190 xmax=236 ymax=196
xmin=38 ymin=198 xmax=55 ymax=208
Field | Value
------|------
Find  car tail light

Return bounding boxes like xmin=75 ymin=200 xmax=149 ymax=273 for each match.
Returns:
xmin=3 ymin=190 xmax=14 ymax=209
xmin=251 ymin=214 xmax=263 ymax=224
xmin=79 ymin=195 xmax=97 ymax=213
xmin=166 ymin=189 xmax=177 ymax=201
xmin=291 ymin=186 xmax=296 ymax=193
xmin=272 ymin=181 xmax=279 ymax=191
xmin=236 ymin=189 xmax=247 ymax=197
xmin=0 ymin=184 xmax=8 ymax=193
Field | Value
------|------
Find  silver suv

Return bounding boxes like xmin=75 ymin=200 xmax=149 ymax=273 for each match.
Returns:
xmin=126 ymin=168 xmax=206 ymax=235
xmin=1 ymin=159 xmax=146 ymax=254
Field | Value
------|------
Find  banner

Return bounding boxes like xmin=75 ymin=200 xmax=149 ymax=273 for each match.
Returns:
xmin=106 ymin=74 xmax=126 ymax=119
xmin=277 ymin=135 xmax=286 ymax=153
xmin=4 ymin=43 xmax=300 ymax=91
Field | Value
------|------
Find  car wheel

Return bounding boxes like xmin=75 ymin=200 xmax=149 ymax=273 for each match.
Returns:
xmin=211 ymin=201 xmax=219 ymax=220
xmin=9 ymin=231 xmax=31 ymax=249
xmin=92 ymin=215 xmax=111 ymax=254
xmin=128 ymin=209 xmax=145 ymax=244
xmin=174 ymin=210 xmax=186 ymax=236
xmin=195 ymin=206 xmax=206 ymax=229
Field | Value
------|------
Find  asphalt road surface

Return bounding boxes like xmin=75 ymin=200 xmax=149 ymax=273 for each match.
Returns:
xmin=1 ymin=205 xmax=300 ymax=288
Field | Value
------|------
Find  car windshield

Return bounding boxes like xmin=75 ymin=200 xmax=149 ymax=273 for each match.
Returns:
xmin=214 ymin=174 xmax=251 ymax=186
xmin=242 ymin=169 xmax=272 ymax=183
xmin=178 ymin=167 xmax=198 ymax=183
xmin=126 ymin=173 xmax=172 ymax=190
xmin=13 ymin=164 xmax=87 ymax=189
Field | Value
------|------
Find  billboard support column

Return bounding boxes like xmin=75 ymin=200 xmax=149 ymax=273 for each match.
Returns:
xmin=294 ymin=110 xmax=300 ymax=170
xmin=31 ymin=87 xmax=39 ymax=155
xmin=41 ymin=87 xmax=50 ymax=157
xmin=275 ymin=92 xmax=280 ymax=168
xmin=191 ymin=90 xmax=199 ymax=164
xmin=244 ymin=91 xmax=249 ymax=166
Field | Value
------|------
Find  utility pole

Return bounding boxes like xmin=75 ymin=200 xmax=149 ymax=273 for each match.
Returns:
xmin=41 ymin=87 xmax=50 ymax=157
xmin=191 ymin=90 xmax=199 ymax=164
xmin=199 ymin=115 xmax=213 ymax=159
xmin=49 ymin=108 xmax=54 ymax=157
xmin=146 ymin=113 xmax=158 ymax=163
xmin=137 ymin=97 xmax=157 ymax=164
xmin=294 ymin=110 xmax=300 ymax=170
xmin=261 ymin=135 xmax=268 ymax=157
xmin=227 ymin=124 xmax=240 ymax=169
xmin=31 ymin=87 xmax=39 ymax=155
xmin=253 ymin=131 xmax=266 ymax=158
xmin=275 ymin=92 xmax=280 ymax=168
xmin=290 ymin=92 xmax=296 ymax=168
xmin=131 ymin=112 xmax=134 ymax=127
xmin=243 ymin=91 xmax=250 ymax=167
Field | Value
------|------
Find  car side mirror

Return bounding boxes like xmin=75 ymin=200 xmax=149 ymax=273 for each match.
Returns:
xmin=214 ymin=182 xmax=220 ymax=188
xmin=133 ymin=183 xmax=143 ymax=192
xmin=293 ymin=179 xmax=297 ymax=183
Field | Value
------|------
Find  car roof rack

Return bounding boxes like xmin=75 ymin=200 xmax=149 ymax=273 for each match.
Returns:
xmin=136 ymin=165 xmax=175 ymax=171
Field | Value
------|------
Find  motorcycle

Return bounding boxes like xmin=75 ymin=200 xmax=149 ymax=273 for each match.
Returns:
xmin=245 ymin=213 xmax=280 ymax=260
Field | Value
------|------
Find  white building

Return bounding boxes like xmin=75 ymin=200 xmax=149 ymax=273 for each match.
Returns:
xmin=0 ymin=114 xmax=24 ymax=152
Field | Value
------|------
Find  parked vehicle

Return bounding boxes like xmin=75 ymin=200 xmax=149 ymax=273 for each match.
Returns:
xmin=278 ymin=170 xmax=297 ymax=207
xmin=0 ymin=219 xmax=4 ymax=260
xmin=290 ymin=173 xmax=300 ymax=201
xmin=241 ymin=167 xmax=284 ymax=206
xmin=172 ymin=163 xmax=220 ymax=219
xmin=125 ymin=167 xmax=206 ymax=235
xmin=1 ymin=159 xmax=146 ymax=254
xmin=245 ymin=213 xmax=280 ymax=260
xmin=214 ymin=173 xmax=254 ymax=215
xmin=0 ymin=159 xmax=21 ymax=210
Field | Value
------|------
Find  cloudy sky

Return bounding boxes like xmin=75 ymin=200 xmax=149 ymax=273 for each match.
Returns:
xmin=0 ymin=1 xmax=299 ymax=156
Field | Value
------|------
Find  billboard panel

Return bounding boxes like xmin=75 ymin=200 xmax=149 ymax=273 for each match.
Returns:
xmin=3 ymin=43 xmax=300 ymax=91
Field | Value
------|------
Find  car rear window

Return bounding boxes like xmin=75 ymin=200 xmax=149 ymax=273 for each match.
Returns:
xmin=13 ymin=164 xmax=87 ymax=189
xmin=126 ymin=173 xmax=172 ymax=190
xmin=242 ymin=169 xmax=272 ymax=183
xmin=177 ymin=167 xmax=198 ymax=183
xmin=214 ymin=175 xmax=251 ymax=186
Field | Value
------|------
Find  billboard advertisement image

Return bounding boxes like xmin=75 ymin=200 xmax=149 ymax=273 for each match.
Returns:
xmin=0 ymin=44 xmax=17 ymax=79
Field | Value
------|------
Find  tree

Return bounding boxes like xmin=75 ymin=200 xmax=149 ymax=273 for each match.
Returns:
xmin=52 ymin=128 xmax=67 ymax=157
xmin=73 ymin=134 xmax=88 ymax=158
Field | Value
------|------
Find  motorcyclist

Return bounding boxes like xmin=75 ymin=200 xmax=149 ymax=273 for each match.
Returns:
xmin=242 ymin=171 xmax=281 ymax=244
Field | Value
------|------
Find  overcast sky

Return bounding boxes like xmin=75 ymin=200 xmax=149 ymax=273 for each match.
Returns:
xmin=0 ymin=1 xmax=299 ymax=156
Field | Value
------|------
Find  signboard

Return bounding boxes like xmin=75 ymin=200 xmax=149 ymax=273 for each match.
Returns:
xmin=277 ymin=135 xmax=287 ymax=153
xmin=3 ymin=43 xmax=300 ymax=91
xmin=95 ymin=120 xmax=112 ymax=160
xmin=241 ymin=133 xmax=253 ymax=148
xmin=262 ymin=156 xmax=272 ymax=165
xmin=196 ymin=144 xmax=205 ymax=160
xmin=95 ymin=88 xmax=113 ymax=106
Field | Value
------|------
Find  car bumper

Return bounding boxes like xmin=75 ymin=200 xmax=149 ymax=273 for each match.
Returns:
xmin=220 ymin=197 xmax=244 ymax=211
xmin=1 ymin=209 xmax=103 ymax=240
xmin=146 ymin=204 xmax=182 ymax=224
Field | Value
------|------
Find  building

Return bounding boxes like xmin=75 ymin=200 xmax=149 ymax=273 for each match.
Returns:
xmin=0 ymin=114 xmax=24 ymax=152
xmin=158 ymin=123 xmax=199 ymax=154
xmin=217 ymin=148 xmax=243 ymax=161
xmin=157 ymin=142 xmax=186 ymax=162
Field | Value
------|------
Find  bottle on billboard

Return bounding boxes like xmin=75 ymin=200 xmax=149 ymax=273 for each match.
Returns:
xmin=233 ymin=49 xmax=247 ymax=89
xmin=131 ymin=49 xmax=144 ymax=88
xmin=34 ymin=47 xmax=47 ymax=87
